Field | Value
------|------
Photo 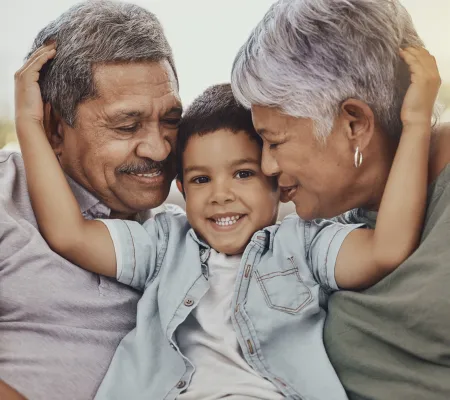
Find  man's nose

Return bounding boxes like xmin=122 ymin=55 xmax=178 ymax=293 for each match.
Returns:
xmin=210 ymin=180 xmax=236 ymax=205
xmin=261 ymin=145 xmax=280 ymax=177
xmin=136 ymin=126 xmax=172 ymax=162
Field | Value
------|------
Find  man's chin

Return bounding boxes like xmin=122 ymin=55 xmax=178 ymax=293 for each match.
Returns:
xmin=113 ymin=184 xmax=171 ymax=214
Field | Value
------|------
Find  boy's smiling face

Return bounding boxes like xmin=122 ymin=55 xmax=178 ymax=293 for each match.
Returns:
xmin=178 ymin=129 xmax=280 ymax=255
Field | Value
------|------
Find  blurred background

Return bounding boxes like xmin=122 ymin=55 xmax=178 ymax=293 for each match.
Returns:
xmin=1 ymin=0 xmax=449 ymax=216
xmin=1 ymin=0 xmax=449 ymax=152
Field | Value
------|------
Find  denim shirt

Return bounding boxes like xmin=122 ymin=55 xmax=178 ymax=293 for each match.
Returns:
xmin=95 ymin=210 xmax=361 ymax=400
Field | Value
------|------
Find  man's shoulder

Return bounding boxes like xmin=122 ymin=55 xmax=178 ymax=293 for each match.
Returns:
xmin=0 ymin=150 xmax=23 ymax=169
xmin=0 ymin=151 xmax=27 ymax=201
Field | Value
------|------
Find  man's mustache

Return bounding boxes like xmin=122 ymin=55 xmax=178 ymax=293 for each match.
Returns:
xmin=117 ymin=159 xmax=172 ymax=175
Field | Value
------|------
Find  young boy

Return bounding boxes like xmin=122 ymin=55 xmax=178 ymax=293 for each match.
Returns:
xmin=14 ymin=44 xmax=440 ymax=400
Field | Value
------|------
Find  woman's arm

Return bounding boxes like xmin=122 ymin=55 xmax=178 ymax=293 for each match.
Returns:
xmin=15 ymin=43 xmax=116 ymax=277
xmin=429 ymin=122 xmax=450 ymax=183
xmin=335 ymin=47 xmax=441 ymax=289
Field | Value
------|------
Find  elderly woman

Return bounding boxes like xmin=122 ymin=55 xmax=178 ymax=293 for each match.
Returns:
xmin=231 ymin=0 xmax=450 ymax=399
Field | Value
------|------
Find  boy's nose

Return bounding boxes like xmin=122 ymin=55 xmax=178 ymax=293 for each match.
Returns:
xmin=210 ymin=182 xmax=236 ymax=205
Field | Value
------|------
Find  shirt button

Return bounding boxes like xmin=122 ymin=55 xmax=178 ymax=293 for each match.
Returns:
xmin=184 ymin=298 xmax=194 ymax=307
xmin=176 ymin=380 xmax=186 ymax=389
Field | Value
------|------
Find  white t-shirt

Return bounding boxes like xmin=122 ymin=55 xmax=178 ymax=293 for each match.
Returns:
xmin=176 ymin=249 xmax=284 ymax=400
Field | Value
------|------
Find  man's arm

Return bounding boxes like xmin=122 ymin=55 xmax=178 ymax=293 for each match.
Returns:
xmin=335 ymin=47 xmax=441 ymax=289
xmin=14 ymin=43 xmax=116 ymax=277
xmin=0 ymin=380 xmax=27 ymax=400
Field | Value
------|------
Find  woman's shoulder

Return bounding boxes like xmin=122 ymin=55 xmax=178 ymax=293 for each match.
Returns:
xmin=429 ymin=122 xmax=450 ymax=183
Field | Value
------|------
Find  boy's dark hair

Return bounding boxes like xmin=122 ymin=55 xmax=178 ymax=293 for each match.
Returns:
xmin=176 ymin=83 xmax=262 ymax=183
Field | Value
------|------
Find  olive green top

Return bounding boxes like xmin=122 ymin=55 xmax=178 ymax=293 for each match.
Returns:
xmin=324 ymin=163 xmax=450 ymax=400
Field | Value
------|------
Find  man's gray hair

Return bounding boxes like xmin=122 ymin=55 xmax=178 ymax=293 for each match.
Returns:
xmin=231 ymin=0 xmax=424 ymax=140
xmin=29 ymin=0 xmax=177 ymax=126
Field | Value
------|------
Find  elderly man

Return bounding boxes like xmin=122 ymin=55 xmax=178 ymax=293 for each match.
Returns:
xmin=0 ymin=1 xmax=181 ymax=399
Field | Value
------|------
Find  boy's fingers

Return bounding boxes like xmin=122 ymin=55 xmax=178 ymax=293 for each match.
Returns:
xmin=27 ymin=50 xmax=56 ymax=74
xmin=16 ymin=43 xmax=56 ymax=77
xmin=401 ymin=47 xmax=438 ymax=75
xmin=403 ymin=46 xmax=428 ymax=57
xmin=399 ymin=48 xmax=421 ymax=70
xmin=17 ymin=50 xmax=56 ymax=82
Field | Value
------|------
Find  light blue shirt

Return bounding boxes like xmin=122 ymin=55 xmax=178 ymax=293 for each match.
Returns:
xmin=96 ymin=210 xmax=362 ymax=400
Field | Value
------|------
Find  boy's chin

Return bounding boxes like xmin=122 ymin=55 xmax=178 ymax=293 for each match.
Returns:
xmin=209 ymin=240 xmax=246 ymax=256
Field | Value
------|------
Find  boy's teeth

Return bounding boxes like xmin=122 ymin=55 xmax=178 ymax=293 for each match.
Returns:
xmin=215 ymin=215 xmax=241 ymax=226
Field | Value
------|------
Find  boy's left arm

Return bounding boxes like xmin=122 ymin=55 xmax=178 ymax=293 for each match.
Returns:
xmin=335 ymin=47 xmax=441 ymax=290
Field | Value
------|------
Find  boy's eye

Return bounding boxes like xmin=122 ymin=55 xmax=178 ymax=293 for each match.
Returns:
xmin=192 ymin=176 xmax=210 ymax=184
xmin=235 ymin=170 xmax=254 ymax=179
xmin=117 ymin=124 xmax=139 ymax=133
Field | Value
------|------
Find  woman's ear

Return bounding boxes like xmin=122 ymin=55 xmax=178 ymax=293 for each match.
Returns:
xmin=340 ymin=98 xmax=375 ymax=153
xmin=43 ymin=103 xmax=64 ymax=157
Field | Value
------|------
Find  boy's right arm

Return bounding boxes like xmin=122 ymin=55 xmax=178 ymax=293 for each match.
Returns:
xmin=15 ymin=43 xmax=116 ymax=278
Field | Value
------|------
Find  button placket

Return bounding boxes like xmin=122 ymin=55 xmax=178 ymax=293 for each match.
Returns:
xmin=176 ymin=380 xmax=186 ymax=389
xmin=184 ymin=298 xmax=194 ymax=307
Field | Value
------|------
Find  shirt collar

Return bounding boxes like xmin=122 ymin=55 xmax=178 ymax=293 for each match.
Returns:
xmin=66 ymin=174 xmax=110 ymax=218
xmin=66 ymin=175 xmax=153 ymax=221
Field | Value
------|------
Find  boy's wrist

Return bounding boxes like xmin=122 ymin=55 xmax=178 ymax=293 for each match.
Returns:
xmin=15 ymin=117 xmax=45 ymax=132
xmin=401 ymin=120 xmax=432 ymax=134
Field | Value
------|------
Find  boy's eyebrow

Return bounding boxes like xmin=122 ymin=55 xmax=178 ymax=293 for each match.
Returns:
xmin=183 ymin=158 xmax=260 ymax=175
xmin=229 ymin=157 xmax=260 ymax=168
xmin=183 ymin=165 xmax=209 ymax=175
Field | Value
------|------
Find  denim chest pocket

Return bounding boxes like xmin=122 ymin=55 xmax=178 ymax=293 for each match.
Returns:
xmin=254 ymin=256 xmax=312 ymax=314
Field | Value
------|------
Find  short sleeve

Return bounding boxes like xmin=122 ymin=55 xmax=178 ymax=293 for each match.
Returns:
xmin=98 ymin=218 xmax=161 ymax=291
xmin=307 ymin=219 xmax=364 ymax=291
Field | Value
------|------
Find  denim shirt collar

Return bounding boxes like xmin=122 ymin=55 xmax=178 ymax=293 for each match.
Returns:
xmin=187 ymin=223 xmax=280 ymax=255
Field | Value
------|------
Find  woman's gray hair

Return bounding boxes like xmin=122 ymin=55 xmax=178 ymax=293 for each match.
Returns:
xmin=29 ymin=0 xmax=177 ymax=126
xmin=231 ymin=0 xmax=425 ymax=140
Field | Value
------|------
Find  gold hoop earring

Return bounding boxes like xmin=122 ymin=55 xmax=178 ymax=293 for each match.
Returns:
xmin=354 ymin=146 xmax=363 ymax=168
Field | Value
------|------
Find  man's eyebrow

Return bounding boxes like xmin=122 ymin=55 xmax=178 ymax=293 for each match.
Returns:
xmin=106 ymin=110 xmax=142 ymax=122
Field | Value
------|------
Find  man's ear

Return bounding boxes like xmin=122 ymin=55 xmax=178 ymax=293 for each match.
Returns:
xmin=339 ymin=98 xmax=375 ymax=153
xmin=43 ymin=103 xmax=64 ymax=156
xmin=176 ymin=179 xmax=185 ymax=198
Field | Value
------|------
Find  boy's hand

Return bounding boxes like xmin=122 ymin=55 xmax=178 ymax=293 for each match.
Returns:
xmin=14 ymin=42 xmax=56 ymax=126
xmin=399 ymin=47 xmax=441 ymax=129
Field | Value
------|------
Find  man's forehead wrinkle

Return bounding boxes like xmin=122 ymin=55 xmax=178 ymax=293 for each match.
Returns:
xmin=92 ymin=63 xmax=179 ymax=98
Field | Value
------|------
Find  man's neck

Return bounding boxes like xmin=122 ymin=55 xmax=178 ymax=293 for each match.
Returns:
xmin=110 ymin=210 xmax=137 ymax=220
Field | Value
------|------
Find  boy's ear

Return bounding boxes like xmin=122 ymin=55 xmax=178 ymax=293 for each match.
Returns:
xmin=176 ymin=179 xmax=185 ymax=196
xmin=43 ymin=103 xmax=64 ymax=157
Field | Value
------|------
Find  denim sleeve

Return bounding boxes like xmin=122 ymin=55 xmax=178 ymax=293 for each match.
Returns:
xmin=306 ymin=219 xmax=364 ymax=291
xmin=97 ymin=218 xmax=160 ymax=291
